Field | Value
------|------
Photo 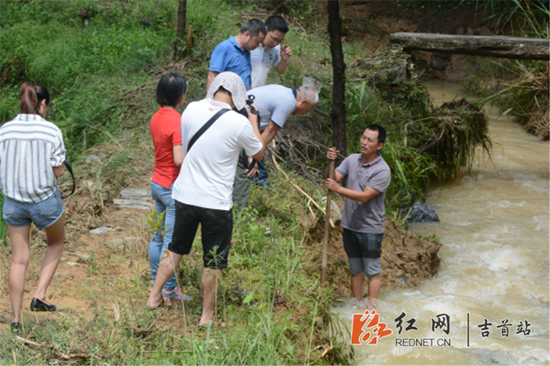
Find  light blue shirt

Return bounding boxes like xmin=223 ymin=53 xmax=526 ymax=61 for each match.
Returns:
xmin=209 ymin=36 xmax=252 ymax=90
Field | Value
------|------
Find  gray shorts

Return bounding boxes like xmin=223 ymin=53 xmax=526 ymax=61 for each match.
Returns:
xmin=343 ymin=229 xmax=383 ymax=278
xmin=2 ymin=189 xmax=64 ymax=230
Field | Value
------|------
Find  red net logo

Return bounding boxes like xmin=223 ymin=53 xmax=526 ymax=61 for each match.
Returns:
xmin=351 ymin=309 xmax=393 ymax=345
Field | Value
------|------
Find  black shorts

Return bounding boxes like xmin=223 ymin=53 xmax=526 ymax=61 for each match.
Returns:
xmin=343 ymin=228 xmax=383 ymax=259
xmin=169 ymin=201 xmax=233 ymax=269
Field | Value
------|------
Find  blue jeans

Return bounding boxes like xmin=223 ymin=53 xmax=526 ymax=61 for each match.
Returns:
xmin=149 ymin=181 xmax=177 ymax=291
xmin=253 ymin=157 xmax=268 ymax=186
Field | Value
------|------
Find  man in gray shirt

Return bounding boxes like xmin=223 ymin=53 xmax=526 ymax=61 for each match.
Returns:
xmin=326 ymin=124 xmax=391 ymax=310
xmin=233 ymin=84 xmax=318 ymax=210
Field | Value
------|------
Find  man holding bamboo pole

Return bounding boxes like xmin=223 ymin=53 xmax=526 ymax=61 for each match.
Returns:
xmin=326 ymin=125 xmax=391 ymax=309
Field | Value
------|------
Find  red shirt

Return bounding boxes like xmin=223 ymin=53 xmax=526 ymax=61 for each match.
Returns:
xmin=150 ymin=107 xmax=182 ymax=189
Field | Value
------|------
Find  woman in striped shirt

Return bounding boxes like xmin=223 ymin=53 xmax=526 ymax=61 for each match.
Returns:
xmin=0 ymin=82 xmax=67 ymax=332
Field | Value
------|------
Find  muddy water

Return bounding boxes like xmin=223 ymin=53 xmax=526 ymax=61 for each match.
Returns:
xmin=333 ymin=81 xmax=549 ymax=365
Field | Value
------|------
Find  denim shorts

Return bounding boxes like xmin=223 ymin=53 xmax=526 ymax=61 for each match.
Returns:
xmin=2 ymin=189 xmax=64 ymax=230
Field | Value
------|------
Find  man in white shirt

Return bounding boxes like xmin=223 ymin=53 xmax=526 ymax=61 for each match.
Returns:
xmin=147 ymin=72 xmax=265 ymax=328
xmin=250 ymin=15 xmax=292 ymax=89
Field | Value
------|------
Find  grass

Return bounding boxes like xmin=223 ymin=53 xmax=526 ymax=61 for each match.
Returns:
xmin=0 ymin=0 xmax=539 ymax=363
xmin=0 ymin=147 xmax=354 ymax=363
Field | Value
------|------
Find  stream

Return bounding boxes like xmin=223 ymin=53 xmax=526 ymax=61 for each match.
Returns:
xmin=332 ymin=81 xmax=549 ymax=365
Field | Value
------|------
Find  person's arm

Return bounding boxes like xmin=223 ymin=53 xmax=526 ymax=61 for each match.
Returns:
xmin=260 ymin=121 xmax=280 ymax=146
xmin=326 ymin=182 xmax=381 ymax=203
xmin=173 ymin=145 xmax=184 ymax=167
xmin=246 ymin=107 xmax=266 ymax=161
xmin=52 ymin=130 xmax=66 ymax=178
xmin=207 ymin=71 xmax=220 ymax=92
xmin=326 ymin=148 xmax=344 ymax=182
xmin=274 ymin=45 xmax=292 ymax=75
xmin=53 ymin=164 xmax=65 ymax=177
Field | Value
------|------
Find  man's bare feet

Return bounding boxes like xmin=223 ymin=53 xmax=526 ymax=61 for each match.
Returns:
xmin=147 ymin=293 xmax=165 ymax=310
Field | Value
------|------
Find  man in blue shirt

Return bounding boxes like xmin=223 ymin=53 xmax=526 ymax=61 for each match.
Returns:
xmin=207 ymin=19 xmax=267 ymax=91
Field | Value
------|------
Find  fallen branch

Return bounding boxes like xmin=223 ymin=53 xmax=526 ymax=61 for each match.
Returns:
xmin=271 ymin=154 xmax=334 ymax=228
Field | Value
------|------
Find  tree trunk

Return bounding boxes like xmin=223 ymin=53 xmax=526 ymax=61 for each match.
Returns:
xmin=172 ymin=0 xmax=187 ymax=60
xmin=390 ymin=33 xmax=550 ymax=61
xmin=327 ymin=0 xmax=347 ymax=158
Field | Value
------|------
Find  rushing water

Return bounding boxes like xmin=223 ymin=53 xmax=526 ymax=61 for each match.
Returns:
xmin=333 ymin=81 xmax=549 ymax=365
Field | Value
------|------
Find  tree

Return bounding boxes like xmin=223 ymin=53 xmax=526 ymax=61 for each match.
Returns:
xmin=172 ymin=0 xmax=187 ymax=60
xmin=327 ymin=0 xmax=347 ymax=157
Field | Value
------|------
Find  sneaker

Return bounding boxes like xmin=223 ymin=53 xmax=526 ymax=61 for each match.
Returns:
xmin=161 ymin=288 xmax=193 ymax=302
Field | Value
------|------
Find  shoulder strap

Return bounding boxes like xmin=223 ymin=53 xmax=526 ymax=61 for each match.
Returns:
xmin=60 ymin=159 xmax=76 ymax=199
xmin=187 ymin=109 xmax=230 ymax=153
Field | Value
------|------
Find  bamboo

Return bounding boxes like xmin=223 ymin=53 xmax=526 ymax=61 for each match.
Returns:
xmin=271 ymin=154 xmax=334 ymax=228
xmin=321 ymin=159 xmax=335 ymax=286
xmin=186 ymin=25 xmax=193 ymax=56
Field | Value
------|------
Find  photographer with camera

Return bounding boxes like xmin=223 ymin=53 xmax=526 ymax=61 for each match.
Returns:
xmin=232 ymin=84 xmax=318 ymax=210
xmin=147 ymin=72 xmax=265 ymax=328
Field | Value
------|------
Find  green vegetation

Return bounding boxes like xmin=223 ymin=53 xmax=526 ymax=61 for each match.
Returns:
xmin=0 ymin=175 xmax=352 ymax=364
xmin=0 ymin=0 xmax=541 ymax=363
xmin=467 ymin=0 xmax=549 ymax=139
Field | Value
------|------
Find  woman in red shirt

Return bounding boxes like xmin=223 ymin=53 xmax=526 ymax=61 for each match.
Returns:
xmin=149 ymin=74 xmax=191 ymax=302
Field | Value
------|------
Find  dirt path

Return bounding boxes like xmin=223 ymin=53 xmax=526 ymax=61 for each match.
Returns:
xmin=0 ymin=192 xmax=154 ymax=331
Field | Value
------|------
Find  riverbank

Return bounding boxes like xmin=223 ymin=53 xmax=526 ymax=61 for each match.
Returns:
xmin=335 ymin=80 xmax=549 ymax=365
xmin=1 ymin=1 xmax=545 ymax=364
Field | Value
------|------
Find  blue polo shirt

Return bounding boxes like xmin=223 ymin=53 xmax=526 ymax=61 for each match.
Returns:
xmin=209 ymin=36 xmax=252 ymax=90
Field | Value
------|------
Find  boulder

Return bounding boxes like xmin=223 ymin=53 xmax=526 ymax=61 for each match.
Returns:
xmin=359 ymin=57 xmax=407 ymax=84
xmin=402 ymin=201 xmax=440 ymax=223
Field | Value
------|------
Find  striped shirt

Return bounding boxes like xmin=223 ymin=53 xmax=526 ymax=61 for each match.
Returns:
xmin=0 ymin=114 xmax=66 ymax=203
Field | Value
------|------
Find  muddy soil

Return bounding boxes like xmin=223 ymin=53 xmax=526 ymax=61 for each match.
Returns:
xmin=306 ymin=202 xmax=441 ymax=299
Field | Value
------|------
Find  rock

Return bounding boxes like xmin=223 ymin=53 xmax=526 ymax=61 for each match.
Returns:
xmin=86 ymin=154 xmax=101 ymax=164
xmin=90 ymin=227 xmax=113 ymax=235
xmin=113 ymin=198 xmax=153 ymax=210
xmin=67 ymin=262 xmax=79 ymax=267
xmin=475 ymin=25 xmax=492 ymax=36
xmin=0 ymin=316 xmax=8 ymax=324
xmin=119 ymin=188 xmax=151 ymax=199
xmin=361 ymin=57 xmax=407 ymax=84
xmin=430 ymin=59 xmax=445 ymax=70
xmin=63 ymin=252 xmax=90 ymax=260
xmin=301 ymin=211 xmax=317 ymax=228
xmin=471 ymin=349 xmax=516 ymax=365
xmin=402 ymin=201 xmax=440 ymax=223
xmin=320 ymin=197 xmax=342 ymax=222
xmin=5 ymin=308 xmax=12 ymax=314
xmin=396 ymin=270 xmax=408 ymax=285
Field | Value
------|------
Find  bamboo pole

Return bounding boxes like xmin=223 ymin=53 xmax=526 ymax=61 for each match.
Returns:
xmin=321 ymin=159 xmax=335 ymax=286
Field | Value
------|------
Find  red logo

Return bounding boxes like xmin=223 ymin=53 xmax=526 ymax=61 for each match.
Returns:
xmin=351 ymin=309 xmax=393 ymax=345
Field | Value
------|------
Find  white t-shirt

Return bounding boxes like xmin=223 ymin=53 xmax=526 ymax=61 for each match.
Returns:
xmin=172 ymin=99 xmax=262 ymax=210
xmin=247 ymin=85 xmax=296 ymax=130
xmin=250 ymin=44 xmax=281 ymax=89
